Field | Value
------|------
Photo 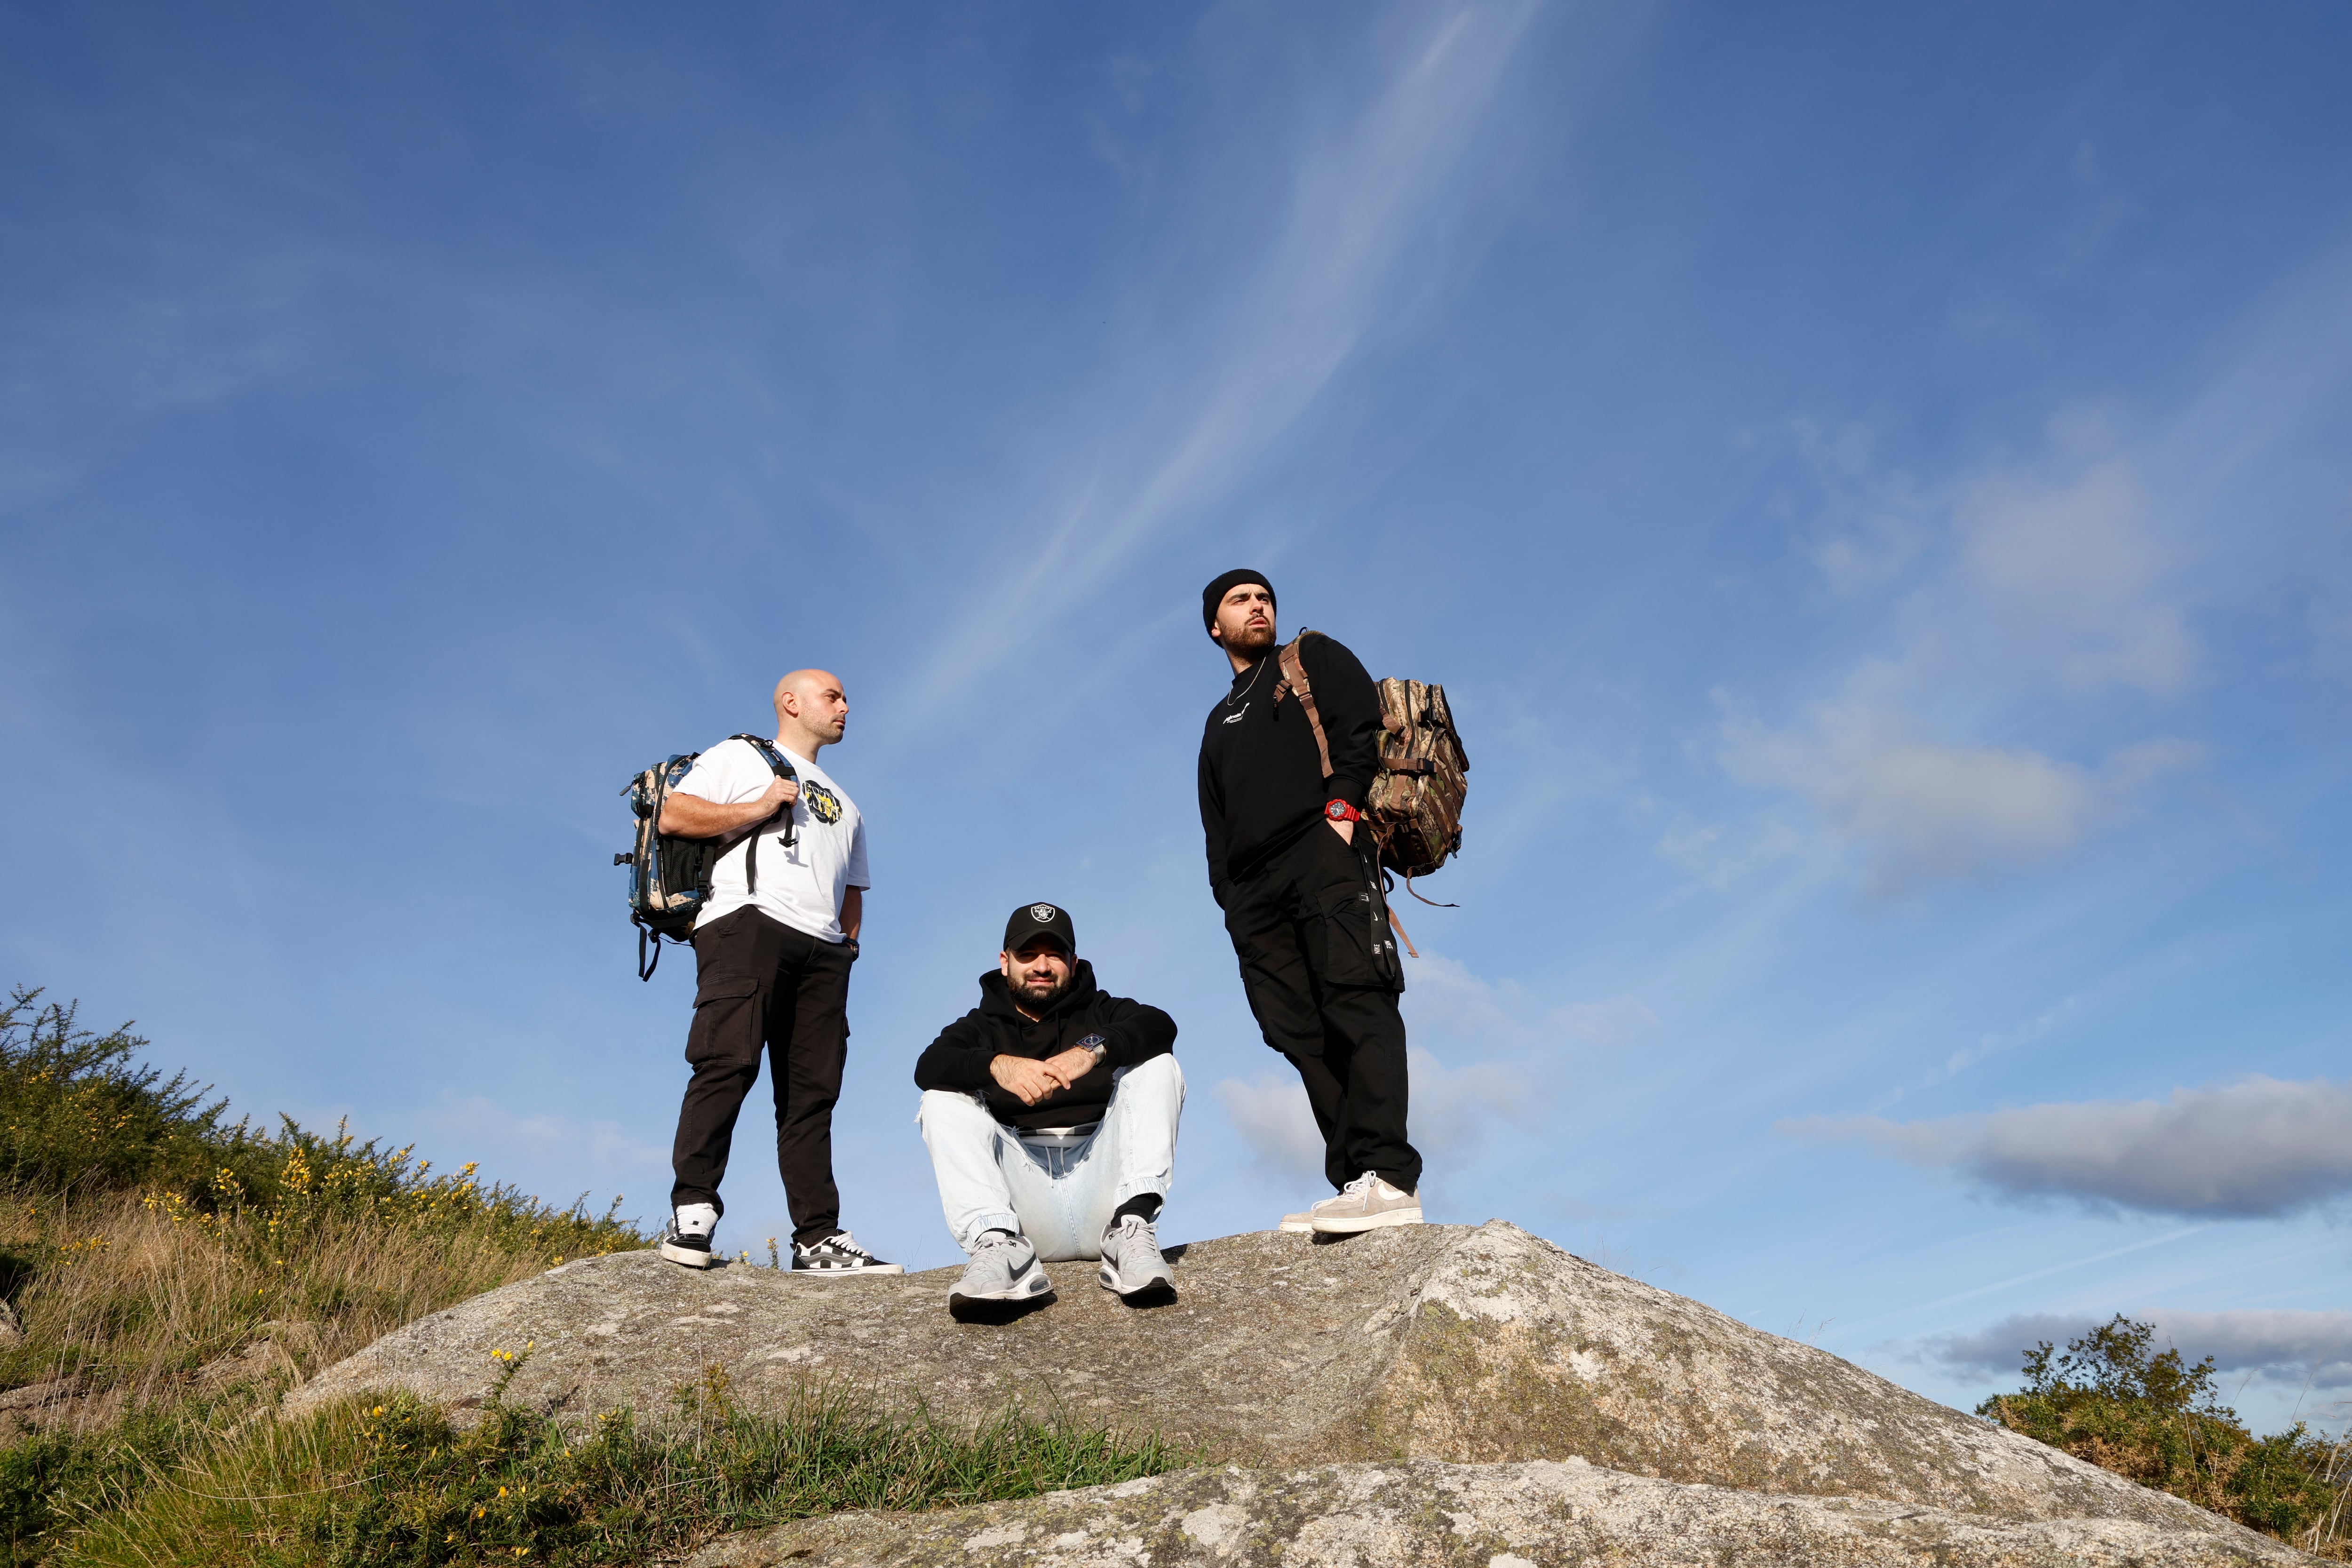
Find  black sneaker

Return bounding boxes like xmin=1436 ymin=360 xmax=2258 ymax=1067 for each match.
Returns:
xmin=659 ymin=1218 xmax=717 ymax=1270
xmin=791 ymin=1231 xmax=904 ymax=1276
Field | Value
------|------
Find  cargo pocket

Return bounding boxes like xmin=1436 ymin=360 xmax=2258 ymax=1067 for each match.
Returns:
xmin=1312 ymin=883 xmax=1388 ymax=989
xmin=684 ymin=974 xmax=760 ymax=1066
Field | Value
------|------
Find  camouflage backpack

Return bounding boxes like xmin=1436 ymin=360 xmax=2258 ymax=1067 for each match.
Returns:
xmin=1274 ymin=630 xmax=1469 ymax=900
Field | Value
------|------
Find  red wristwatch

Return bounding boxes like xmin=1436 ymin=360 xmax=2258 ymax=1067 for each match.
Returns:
xmin=1324 ymin=799 xmax=1360 ymax=823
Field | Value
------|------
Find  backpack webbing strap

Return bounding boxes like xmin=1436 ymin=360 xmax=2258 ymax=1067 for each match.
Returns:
xmin=726 ymin=734 xmax=800 ymax=895
xmin=1273 ymin=631 xmax=1335 ymax=780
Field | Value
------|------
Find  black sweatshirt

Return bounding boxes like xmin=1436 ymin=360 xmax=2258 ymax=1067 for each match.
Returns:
xmin=911 ymin=961 xmax=1178 ymax=1130
xmin=1196 ymin=631 xmax=1383 ymax=908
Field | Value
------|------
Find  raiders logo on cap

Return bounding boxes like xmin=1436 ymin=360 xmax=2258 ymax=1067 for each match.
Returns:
xmin=1003 ymin=900 xmax=1077 ymax=954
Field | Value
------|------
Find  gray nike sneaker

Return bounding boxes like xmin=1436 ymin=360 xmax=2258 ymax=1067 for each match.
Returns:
xmin=1097 ymin=1213 xmax=1175 ymax=1303
xmin=949 ymin=1230 xmax=1052 ymax=1311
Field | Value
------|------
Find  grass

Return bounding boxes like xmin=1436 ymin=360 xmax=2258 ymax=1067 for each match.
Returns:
xmin=0 ymin=990 xmax=640 ymax=1562
xmin=0 ymin=987 xmax=1186 ymax=1565
xmin=56 ymin=1369 xmax=1182 ymax=1567
xmin=1979 ymin=1315 xmax=2352 ymax=1559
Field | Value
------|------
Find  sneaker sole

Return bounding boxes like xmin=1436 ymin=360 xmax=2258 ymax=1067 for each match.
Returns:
xmin=659 ymin=1240 xmax=718 ymax=1268
xmin=1310 ymin=1205 xmax=1423 ymax=1235
xmin=1278 ymin=1217 xmax=1314 ymax=1234
xmin=793 ymin=1263 xmax=906 ymax=1277
xmin=1098 ymin=1267 xmax=1176 ymax=1304
xmin=950 ymin=1271 xmax=1052 ymax=1306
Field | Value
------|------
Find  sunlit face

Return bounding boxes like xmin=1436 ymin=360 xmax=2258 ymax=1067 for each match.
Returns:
xmin=999 ymin=939 xmax=1074 ymax=1008
xmin=1212 ymin=583 xmax=1276 ymax=656
xmin=781 ymin=672 xmax=849 ymax=742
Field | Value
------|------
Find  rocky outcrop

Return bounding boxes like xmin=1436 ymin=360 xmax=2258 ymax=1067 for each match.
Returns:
xmin=284 ymin=1220 xmax=2310 ymax=1563
xmin=686 ymin=1459 xmax=2307 ymax=1568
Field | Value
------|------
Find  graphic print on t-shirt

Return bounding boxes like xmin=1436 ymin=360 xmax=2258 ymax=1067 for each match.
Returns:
xmin=674 ymin=739 xmax=868 ymax=942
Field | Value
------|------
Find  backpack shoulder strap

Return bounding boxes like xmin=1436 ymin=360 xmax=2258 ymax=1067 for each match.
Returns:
xmin=721 ymin=735 xmax=802 ymax=890
xmin=1273 ymin=630 xmax=1333 ymax=781
xmin=730 ymin=734 xmax=799 ymax=780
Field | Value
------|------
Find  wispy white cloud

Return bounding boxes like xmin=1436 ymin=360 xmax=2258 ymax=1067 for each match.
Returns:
xmin=1214 ymin=1071 xmax=1324 ymax=1179
xmin=1785 ymin=1076 xmax=2352 ymax=1219
xmin=899 ymin=0 xmax=1543 ymax=725
xmin=1717 ymin=674 xmax=2203 ymax=896
xmin=1715 ymin=246 xmax=2352 ymax=893
xmin=1213 ymin=1044 xmax=1542 ymax=1179
xmin=426 ymin=1095 xmax=664 ymax=1207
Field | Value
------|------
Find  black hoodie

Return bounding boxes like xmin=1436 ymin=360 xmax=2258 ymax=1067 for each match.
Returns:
xmin=911 ymin=960 xmax=1178 ymax=1130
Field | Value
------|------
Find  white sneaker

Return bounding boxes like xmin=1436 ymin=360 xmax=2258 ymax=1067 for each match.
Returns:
xmin=659 ymin=1202 xmax=720 ymax=1268
xmin=1097 ymin=1214 xmax=1175 ymax=1303
xmin=1308 ymin=1173 xmax=1422 ymax=1234
xmin=950 ymin=1231 xmax=1052 ymax=1310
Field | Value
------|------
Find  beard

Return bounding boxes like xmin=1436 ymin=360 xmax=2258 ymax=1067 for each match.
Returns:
xmin=1011 ymin=970 xmax=1074 ymax=1010
xmin=1224 ymin=619 xmax=1277 ymax=657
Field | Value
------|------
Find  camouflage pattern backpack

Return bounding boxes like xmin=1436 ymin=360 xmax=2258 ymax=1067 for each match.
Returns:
xmin=1274 ymin=631 xmax=1470 ymax=899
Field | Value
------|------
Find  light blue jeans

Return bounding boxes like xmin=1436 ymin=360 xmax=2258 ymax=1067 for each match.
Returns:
xmin=917 ymin=1054 xmax=1185 ymax=1261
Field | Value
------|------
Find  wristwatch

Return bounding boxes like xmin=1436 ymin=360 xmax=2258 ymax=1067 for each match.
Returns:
xmin=1325 ymin=799 xmax=1361 ymax=823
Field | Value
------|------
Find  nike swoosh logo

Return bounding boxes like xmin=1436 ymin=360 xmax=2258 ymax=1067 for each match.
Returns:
xmin=1223 ymin=705 xmax=1249 ymax=723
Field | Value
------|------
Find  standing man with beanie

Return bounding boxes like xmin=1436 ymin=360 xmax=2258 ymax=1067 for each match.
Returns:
xmin=1197 ymin=572 xmax=1425 ymax=1234
xmin=654 ymin=668 xmax=900 ymax=1276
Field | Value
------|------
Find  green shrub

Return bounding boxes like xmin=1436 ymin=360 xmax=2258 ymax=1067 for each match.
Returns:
xmin=1979 ymin=1315 xmax=2350 ymax=1559
xmin=0 ymin=990 xmax=255 ymax=1199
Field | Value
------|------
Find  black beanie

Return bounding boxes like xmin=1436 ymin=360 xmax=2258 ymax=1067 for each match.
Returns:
xmin=1202 ymin=569 xmax=1275 ymax=633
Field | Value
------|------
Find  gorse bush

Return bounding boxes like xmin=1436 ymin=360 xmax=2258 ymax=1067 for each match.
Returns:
xmin=1979 ymin=1315 xmax=2351 ymax=1559
xmin=0 ymin=991 xmax=245 ymax=1198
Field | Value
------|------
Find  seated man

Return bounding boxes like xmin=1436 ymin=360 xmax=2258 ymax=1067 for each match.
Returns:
xmin=914 ymin=902 xmax=1184 ymax=1314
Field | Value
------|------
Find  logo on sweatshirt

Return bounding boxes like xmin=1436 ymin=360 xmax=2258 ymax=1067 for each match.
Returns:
xmin=1222 ymin=705 xmax=1249 ymax=723
xmin=803 ymin=781 xmax=843 ymax=824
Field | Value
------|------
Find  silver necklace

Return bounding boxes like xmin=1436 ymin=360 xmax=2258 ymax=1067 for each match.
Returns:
xmin=1224 ymin=656 xmax=1270 ymax=709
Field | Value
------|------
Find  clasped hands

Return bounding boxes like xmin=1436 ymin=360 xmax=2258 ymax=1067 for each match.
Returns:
xmin=989 ymin=1048 xmax=1101 ymax=1107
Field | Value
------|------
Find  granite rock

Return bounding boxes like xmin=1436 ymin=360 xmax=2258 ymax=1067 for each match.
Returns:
xmin=685 ymin=1458 xmax=2307 ymax=1568
xmin=286 ymin=1220 xmax=2228 ymax=1534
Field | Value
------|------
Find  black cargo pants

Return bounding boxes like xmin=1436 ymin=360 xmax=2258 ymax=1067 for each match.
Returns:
xmin=669 ymin=907 xmax=854 ymax=1246
xmin=1222 ymin=823 xmax=1423 ymax=1194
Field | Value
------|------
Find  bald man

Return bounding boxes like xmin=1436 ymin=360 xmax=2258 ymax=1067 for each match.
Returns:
xmin=653 ymin=669 xmax=899 ymax=1275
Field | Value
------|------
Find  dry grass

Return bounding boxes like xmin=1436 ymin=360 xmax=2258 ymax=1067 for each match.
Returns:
xmin=0 ymin=1185 xmax=621 ymax=1432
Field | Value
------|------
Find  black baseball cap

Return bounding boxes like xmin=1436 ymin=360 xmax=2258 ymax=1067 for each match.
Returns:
xmin=1002 ymin=901 xmax=1076 ymax=955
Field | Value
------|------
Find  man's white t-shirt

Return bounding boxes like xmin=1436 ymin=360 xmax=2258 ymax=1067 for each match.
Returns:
xmin=676 ymin=739 xmax=869 ymax=943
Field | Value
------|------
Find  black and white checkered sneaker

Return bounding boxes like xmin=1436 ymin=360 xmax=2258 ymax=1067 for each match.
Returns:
xmin=792 ymin=1230 xmax=905 ymax=1276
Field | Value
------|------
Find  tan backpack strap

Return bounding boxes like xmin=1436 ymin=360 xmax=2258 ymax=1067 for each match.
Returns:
xmin=1275 ymin=631 xmax=1334 ymax=780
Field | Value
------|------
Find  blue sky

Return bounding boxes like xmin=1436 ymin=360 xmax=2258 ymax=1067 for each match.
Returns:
xmin=4 ymin=2 xmax=2349 ymax=1431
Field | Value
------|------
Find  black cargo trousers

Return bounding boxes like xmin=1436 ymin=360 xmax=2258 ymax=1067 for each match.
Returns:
xmin=668 ymin=907 xmax=855 ymax=1247
xmin=1222 ymin=822 xmax=1423 ymax=1195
